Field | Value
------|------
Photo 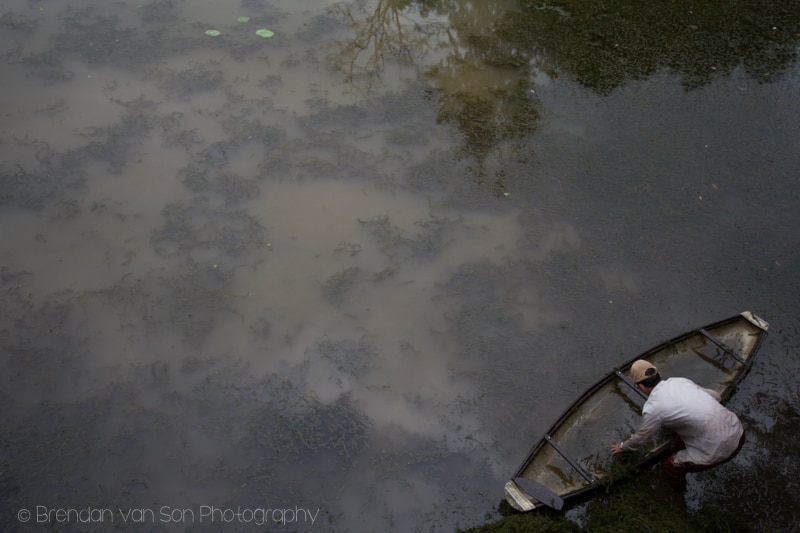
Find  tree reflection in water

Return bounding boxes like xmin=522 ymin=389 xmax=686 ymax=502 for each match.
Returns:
xmin=333 ymin=0 xmax=800 ymax=194
xmin=333 ymin=0 xmax=539 ymax=196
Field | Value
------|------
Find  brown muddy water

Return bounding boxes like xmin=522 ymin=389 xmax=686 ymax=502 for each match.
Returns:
xmin=1 ymin=0 xmax=800 ymax=531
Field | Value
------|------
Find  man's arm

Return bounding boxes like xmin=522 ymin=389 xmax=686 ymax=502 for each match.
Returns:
xmin=611 ymin=413 xmax=662 ymax=454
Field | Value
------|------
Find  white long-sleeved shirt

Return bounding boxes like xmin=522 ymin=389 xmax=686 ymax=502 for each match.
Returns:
xmin=622 ymin=377 xmax=743 ymax=465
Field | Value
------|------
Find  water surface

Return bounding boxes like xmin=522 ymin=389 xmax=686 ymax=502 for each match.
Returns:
xmin=1 ymin=0 xmax=799 ymax=531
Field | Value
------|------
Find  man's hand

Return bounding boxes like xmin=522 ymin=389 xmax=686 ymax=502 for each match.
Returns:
xmin=611 ymin=442 xmax=625 ymax=454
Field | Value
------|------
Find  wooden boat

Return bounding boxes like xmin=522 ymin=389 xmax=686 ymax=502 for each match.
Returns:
xmin=505 ymin=311 xmax=769 ymax=512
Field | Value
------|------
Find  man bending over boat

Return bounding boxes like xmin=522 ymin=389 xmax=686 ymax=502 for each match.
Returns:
xmin=610 ymin=360 xmax=746 ymax=490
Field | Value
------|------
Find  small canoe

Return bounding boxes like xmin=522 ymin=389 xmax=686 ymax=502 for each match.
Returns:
xmin=505 ymin=311 xmax=769 ymax=512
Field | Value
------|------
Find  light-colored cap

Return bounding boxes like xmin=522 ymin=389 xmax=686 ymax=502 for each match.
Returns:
xmin=631 ymin=360 xmax=658 ymax=383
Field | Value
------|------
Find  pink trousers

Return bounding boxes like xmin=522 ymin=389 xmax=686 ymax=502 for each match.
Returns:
xmin=662 ymin=432 xmax=746 ymax=490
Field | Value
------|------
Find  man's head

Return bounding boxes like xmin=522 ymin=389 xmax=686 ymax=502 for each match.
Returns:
xmin=631 ymin=360 xmax=661 ymax=389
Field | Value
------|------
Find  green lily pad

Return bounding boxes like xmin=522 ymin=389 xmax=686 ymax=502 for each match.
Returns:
xmin=255 ymin=29 xmax=274 ymax=38
xmin=205 ymin=29 xmax=221 ymax=37
xmin=237 ymin=16 xmax=250 ymax=23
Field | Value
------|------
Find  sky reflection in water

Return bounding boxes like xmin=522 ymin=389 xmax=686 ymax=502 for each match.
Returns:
xmin=1 ymin=0 xmax=799 ymax=531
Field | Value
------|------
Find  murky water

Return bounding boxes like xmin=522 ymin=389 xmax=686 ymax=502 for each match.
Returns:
xmin=2 ymin=0 xmax=799 ymax=531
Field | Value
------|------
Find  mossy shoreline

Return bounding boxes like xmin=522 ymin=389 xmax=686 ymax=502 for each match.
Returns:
xmin=463 ymin=478 xmax=749 ymax=533
xmin=462 ymin=464 xmax=785 ymax=533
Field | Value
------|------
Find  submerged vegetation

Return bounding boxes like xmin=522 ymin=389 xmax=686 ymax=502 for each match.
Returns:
xmin=323 ymin=266 xmax=363 ymax=304
xmin=248 ymin=393 xmax=372 ymax=465
xmin=152 ymin=63 xmax=226 ymax=99
xmin=151 ymin=201 xmax=266 ymax=258
xmin=0 ymin=139 xmax=85 ymax=212
xmin=1 ymin=0 xmax=799 ymax=532
xmin=12 ymin=49 xmax=74 ymax=84
xmin=0 ymin=10 xmax=39 ymax=32
xmin=358 ymin=214 xmax=458 ymax=260
xmin=53 ymin=6 xmax=165 ymax=67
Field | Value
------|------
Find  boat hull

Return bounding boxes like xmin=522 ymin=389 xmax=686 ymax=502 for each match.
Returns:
xmin=505 ymin=311 xmax=769 ymax=512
